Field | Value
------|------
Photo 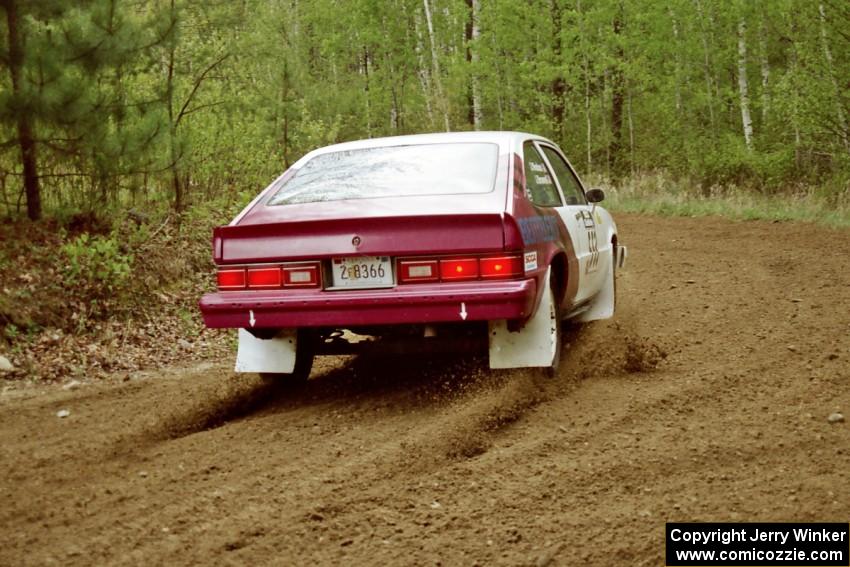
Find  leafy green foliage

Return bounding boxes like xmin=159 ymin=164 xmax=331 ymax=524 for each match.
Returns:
xmin=61 ymin=233 xmax=133 ymax=303
xmin=0 ymin=0 xmax=847 ymax=219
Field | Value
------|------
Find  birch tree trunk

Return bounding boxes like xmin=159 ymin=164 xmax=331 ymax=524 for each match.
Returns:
xmin=669 ymin=6 xmax=682 ymax=115
xmin=758 ymin=18 xmax=770 ymax=123
xmin=471 ymin=0 xmax=481 ymax=130
xmin=737 ymin=19 xmax=754 ymax=150
xmin=391 ymin=88 xmax=400 ymax=132
xmin=423 ymin=0 xmax=450 ymax=132
xmin=818 ymin=2 xmax=849 ymax=152
xmin=412 ymin=12 xmax=435 ymax=127
xmin=465 ymin=0 xmax=482 ymax=130
xmin=363 ymin=49 xmax=372 ymax=137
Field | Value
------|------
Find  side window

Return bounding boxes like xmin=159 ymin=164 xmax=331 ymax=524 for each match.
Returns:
xmin=541 ymin=146 xmax=586 ymax=205
xmin=523 ymin=142 xmax=562 ymax=207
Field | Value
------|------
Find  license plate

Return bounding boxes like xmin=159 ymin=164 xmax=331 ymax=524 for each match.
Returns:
xmin=331 ymin=256 xmax=393 ymax=289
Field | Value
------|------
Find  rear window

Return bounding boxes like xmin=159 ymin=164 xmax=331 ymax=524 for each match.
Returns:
xmin=268 ymin=142 xmax=499 ymax=205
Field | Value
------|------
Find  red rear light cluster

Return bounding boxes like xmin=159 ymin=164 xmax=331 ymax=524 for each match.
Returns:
xmin=283 ymin=264 xmax=320 ymax=287
xmin=399 ymin=260 xmax=439 ymax=283
xmin=480 ymin=256 xmax=524 ymax=279
xmin=398 ymin=255 xmax=523 ymax=284
xmin=217 ymin=262 xmax=320 ymax=291
xmin=440 ymin=258 xmax=479 ymax=281
xmin=217 ymin=268 xmax=247 ymax=290
xmin=247 ymin=267 xmax=282 ymax=289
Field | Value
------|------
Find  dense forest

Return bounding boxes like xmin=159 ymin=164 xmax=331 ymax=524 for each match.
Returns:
xmin=1 ymin=0 xmax=848 ymax=221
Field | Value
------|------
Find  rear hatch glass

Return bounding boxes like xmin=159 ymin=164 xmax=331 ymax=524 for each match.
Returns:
xmin=268 ymin=142 xmax=498 ymax=206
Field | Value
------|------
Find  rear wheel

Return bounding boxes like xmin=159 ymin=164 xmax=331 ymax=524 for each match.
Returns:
xmin=260 ymin=329 xmax=315 ymax=384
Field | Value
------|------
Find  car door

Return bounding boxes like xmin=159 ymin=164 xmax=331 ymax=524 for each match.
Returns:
xmin=522 ymin=141 xmax=592 ymax=304
xmin=534 ymin=142 xmax=605 ymax=304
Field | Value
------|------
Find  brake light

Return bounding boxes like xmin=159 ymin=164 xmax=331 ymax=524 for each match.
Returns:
xmin=398 ymin=254 xmax=524 ymax=284
xmin=247 ymin=267 xmax=282 ymax=289
xmin=218 ymin=262 xmax=320 ymax=290
xmin=283 ymin=264 xmax=320 ymax=287
xmin=440 ymin=258 xmax=479 ymax=281
xmin=217 ymin=268 xmax=246 ymax=290
xmin=480 ymin=255 xmax=523 ymax=279
xmin=398 ymin=260 xmax=439 ymax=283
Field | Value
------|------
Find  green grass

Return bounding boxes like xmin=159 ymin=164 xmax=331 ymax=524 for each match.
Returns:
xmin=596 ymin=172 xmax=850 ymax=228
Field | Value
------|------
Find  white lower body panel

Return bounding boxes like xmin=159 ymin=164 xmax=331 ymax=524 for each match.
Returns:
xmin=488 ymin=268 xmax=557 ymax=369
xmin=575 ymin=245 xmax=625 ymax=323
xmin=234 ymin=328 xmax=297 ymax=373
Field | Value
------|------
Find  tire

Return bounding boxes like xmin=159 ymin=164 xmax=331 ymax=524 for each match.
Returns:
xmin=545 ymin=277 xmax=563 ymax=377
xmin=260 ymin=329 xmax=315 ymax=384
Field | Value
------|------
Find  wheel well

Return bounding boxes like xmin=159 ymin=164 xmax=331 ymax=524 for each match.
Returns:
xmin=549 ymin=253 xmax=567 ymax=305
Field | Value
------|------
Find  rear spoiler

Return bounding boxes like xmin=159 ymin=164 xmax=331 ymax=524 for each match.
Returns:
xmin=212 ymin=214 xmax=510 ymax=264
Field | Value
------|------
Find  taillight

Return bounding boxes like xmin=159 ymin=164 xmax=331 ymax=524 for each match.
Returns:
xmin=439 ymin=258 xmax=479 ymax=281
xmin=247 ymin=267 xmax=282 ymax=289
xmin=480 ymin=255 xmax=523 ymax=279
xmin=283 ymin=264 xmax=320 ymax=287
xmin=217 ymin=262 xmax=320 ymax=290
xmin=217 ymin=268 xmax=246 ymax=290
xmin=398 ymin=254 xmax=524 ymax=284
xmin=398 ymin=260 xmax=439 ymax=283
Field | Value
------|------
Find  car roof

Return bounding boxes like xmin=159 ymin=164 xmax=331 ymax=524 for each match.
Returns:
xmin=291 ymin=131 xmax=552 ymax=168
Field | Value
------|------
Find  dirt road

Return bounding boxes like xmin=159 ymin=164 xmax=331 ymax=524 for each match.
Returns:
xmin=1 ymin=213 xmax=848 ymax=566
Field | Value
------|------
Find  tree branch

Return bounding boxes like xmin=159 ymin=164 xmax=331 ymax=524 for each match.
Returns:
xmin=177 ymin=100 xmax=226 ymax=120
xmin=174 ymin=52 xmax=230 ymax=128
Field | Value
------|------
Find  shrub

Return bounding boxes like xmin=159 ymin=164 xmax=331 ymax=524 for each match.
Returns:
xmin=60 ymin=233 xmax=134 ymax=325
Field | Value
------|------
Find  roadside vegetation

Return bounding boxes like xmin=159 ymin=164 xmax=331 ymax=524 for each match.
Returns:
xmin=601 ymin=172 xmax=850 ymax=228
xmin=0 ymin=0 xmax=848 ymax=379
xmin=0 ymin=201 xmax=236 ymax=380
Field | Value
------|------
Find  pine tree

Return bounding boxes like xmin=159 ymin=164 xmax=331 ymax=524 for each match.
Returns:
xmin=0 ymin=0 xmax=168 ymax=218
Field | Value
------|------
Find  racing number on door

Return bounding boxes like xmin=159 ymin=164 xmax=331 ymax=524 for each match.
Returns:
xmin=586 ymin=229 xmax=599 ymax=273
xmin=575 ymin=210 xmax=600 ymax=274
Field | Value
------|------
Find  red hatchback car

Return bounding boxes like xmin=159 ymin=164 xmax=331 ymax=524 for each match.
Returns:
xmin=199 ymin=132 xmax=626 ymax=380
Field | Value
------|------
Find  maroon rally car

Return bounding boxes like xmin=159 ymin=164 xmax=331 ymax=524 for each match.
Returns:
xmin=199 ymin=132 xmax=626 ymax=380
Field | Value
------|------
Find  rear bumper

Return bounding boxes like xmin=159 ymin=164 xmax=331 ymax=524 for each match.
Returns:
xmin=199 ymin=279 xmax=537 ymax=329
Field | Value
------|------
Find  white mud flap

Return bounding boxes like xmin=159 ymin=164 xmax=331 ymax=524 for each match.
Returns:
xmin=575 ymin=246 xmax=624 ymax=323
xmin=488 ymin=268 xmax=558 ymax=369
xmin=234 ymin=328 xmax=297 ymax=373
